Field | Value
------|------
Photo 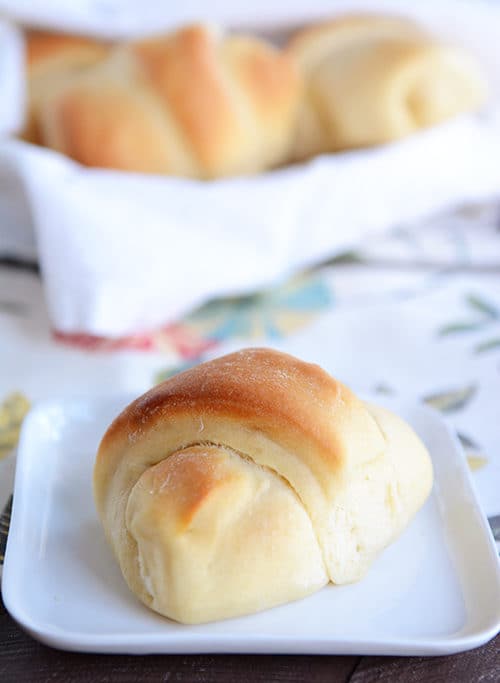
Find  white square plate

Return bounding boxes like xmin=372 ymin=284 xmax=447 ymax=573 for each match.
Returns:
xmin=3 ymin=394 xmax=500 ymax=655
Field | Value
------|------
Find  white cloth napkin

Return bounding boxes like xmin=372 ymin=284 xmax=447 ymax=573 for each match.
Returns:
xmin=0 ymin=0 xmax=499 ymax=337
xmin=3 ymin=115 xmax=499 ymax=337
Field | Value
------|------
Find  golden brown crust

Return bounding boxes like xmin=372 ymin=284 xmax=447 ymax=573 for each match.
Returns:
xmin=99 ymin=347 xmax=352 ymax=471
xmin=25 ymin=30 xmax=108 ymax=71
xmin=138 ymin=446 xmax=241 ymax=531
xmin=227 ymin=37 xmax=302 ymax=122
xmin=49 ymin=86 xmax=175 ymax=172
xmin=133 ymin=26 xmax=241 ymax=172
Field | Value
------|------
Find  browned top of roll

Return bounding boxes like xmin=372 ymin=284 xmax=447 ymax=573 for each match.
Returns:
xmin=99 ymin=347 xmax=359 ymax=471
xmin=25 ymin=30 xmax=109 ymax=73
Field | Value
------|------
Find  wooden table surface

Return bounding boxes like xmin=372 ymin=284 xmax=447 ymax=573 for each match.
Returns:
xmin=1 ymin=595 xmax=498 ymax=683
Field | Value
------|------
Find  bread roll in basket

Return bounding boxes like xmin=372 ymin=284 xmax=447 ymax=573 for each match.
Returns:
xmin=35 ymin=24 xmax=302 ymax=179
xmin=94 ymin=348 xmax=433 ymax=624
xmin=287 ymin=14 xmax=487 ymax=158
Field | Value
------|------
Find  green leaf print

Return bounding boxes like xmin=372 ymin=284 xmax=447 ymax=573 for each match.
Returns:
xmin=324 ymin=250 xmax=364 ymax=266
xmin=465 ymin=294 xmax=500 ymax=319
xmin=474 ymin=338 xmax=500 ymax=354
xmin=437 ymin=322 xmax=486 ymax=337
xmin=423 ymin=385 xmax=477 ymax=413
xmin=437 ymin=292 xmax=500 ymax=353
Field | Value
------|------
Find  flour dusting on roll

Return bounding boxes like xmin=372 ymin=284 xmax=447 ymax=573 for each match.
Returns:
xmin=94 ymin=348 xmax=433 ymax=624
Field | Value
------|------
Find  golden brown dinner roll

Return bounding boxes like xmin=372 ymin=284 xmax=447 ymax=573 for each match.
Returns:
xmin=23 ymin=30 xmax=109 ymax=144
xmin=36 ymin=24 xmax=302 ymax=178
xmin=94 ymin=348 xmax=433 ymax=624
xmin=287 ymin=14 xmax=487 ymax=158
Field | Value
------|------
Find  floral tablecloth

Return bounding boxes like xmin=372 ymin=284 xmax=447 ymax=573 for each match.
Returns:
xmin=1 ymin=199 xmax=500 ymax=568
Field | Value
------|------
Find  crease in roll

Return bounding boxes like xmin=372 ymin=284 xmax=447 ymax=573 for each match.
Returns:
xmin=94 ymin=348 xmax=433 ymax=624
